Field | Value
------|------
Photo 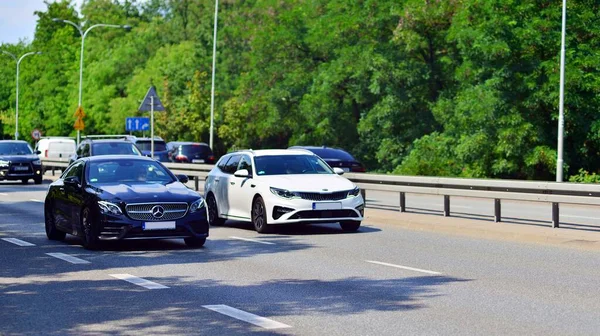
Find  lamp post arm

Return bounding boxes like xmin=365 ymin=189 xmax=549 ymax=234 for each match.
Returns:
xmin=59 ymin=19 xmax=84 ymax=36
xmin=1 ymin=50 xmax=17 ymax=61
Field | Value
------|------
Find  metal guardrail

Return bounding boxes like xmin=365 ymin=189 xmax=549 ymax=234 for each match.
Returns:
xmin=42 ymin=158 xmax=600 ymax=228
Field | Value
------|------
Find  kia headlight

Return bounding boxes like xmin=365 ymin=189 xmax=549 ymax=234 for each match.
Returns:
xmin=98 ymin=201 xmax=123 ymax=215
xmin=270 ymin=187 xmax=299 ymax=199
xmin=190 ymin=198 xmax=205 ymax=212
xmin=0 ymin=160 xmax=9 ymax=167
xmin=32 ymin=159 xmax=42 ymax=165
xmin=347 ymin=187 xmax=360 ymax=198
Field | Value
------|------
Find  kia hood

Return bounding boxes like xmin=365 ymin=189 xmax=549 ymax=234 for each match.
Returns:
xmin=259 ymin=174 xmax=356 ymax=192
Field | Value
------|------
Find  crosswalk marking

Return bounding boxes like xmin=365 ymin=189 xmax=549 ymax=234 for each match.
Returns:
xmin=203 ymin=305 xmax=291 ymax=329
xmin=1 ymin=238 xmax=35 ymax=246
xmin=46 ymin=253 xmax=90 ymax=264
xmin=110 ymin=274 xmax=169 ymax=289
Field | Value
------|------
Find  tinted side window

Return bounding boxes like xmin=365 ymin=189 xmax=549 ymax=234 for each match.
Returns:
xmin=63 ymin=161 xmax=84 ymax=180
xmin=216 ymin=155 xmax=230 ymax=172
xmin=222 ymin=155 xmax=241 ymax=174
xmin=238 ymin=155 xmax=253 ymax=175
xmin=76 ymin=143 xmax=85 ymax=156
xmin=81 ymin=144 xmax=90 ymax=157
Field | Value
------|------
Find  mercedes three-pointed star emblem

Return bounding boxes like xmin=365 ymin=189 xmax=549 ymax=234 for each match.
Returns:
xmin=151 ymin=205 xmax=165 ymax=219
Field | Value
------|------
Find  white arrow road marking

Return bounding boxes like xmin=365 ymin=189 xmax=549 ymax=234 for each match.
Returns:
xmin=46 ymin=253 xmax=90 ymax=264
xmin=1 ymin=238 xmax=35 ymax=246
xmin=203 ymin=305 xmax=291 ymax=329
xmin=366 ymin=260 xmax=441 ymax=275
xmin=110 ymin=274 xmax=169 ymax=289
xmin=230 ymin=236 xmax=275 ymax=245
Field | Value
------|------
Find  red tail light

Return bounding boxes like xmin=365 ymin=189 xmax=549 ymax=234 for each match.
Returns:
xmin=175 ymin=154 xmax=188 ymax=161
xmin=351 ymin=166 xmax=366 ymax=173
xmin=44 ymin=149 xmax=48 ymax=158
xmin=208 ymin=155 xmax=215 ymax=162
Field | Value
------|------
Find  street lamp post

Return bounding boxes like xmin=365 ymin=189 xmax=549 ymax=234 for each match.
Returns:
xmin=1 ymin=50 xmax=42 ymax=140
xmin=556 ymin=0 xmax=567 ymax=182
xmin=52 ymin=19 xmax=131 ymax=145
xmin=209 ymin=0 xmax=219 ymax=150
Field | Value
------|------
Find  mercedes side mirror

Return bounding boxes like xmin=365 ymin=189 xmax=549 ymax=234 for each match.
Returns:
xmin=64 ymin=175 xmax=81 ymax=186
xmin=333 ymin=167 xmax=345 ymax=175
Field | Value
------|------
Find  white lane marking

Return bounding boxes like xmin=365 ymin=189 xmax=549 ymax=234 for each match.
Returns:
xmin=46 ymin=253 xmax=90 ymax=264
xmin=110 ymin=274 xmax=169 ymax=289
xmin=230 ymin=236 xmax=275 ymax=245
xmin=203 ymin=305 xmax=291 ymax=329
xmin=30 ymin=199 xmax=44 ymax=203
xmin=1 ymin=238 xmax=35 ymax=246
xmin=365 ymin=260 xmax=441 ymax=275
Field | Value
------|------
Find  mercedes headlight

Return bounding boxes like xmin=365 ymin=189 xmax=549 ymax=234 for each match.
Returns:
xmin=270 ymin=187 xmax=299 ymax=199
xmin=347 ymin=187 xmax=360 ymax=198
xmin=0 ymin=160 xmax=9 ymax=167
xmin=32 ymin=159 xmax=42 ymax=165
xmin=190 ymin=198 xmax=205 ymax=212
xmin=98 ymin=201 xmax=123 ymax=215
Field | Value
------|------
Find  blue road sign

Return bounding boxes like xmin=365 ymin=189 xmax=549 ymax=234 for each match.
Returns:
xmin=126 ymin=117 xmax=150 ymax=131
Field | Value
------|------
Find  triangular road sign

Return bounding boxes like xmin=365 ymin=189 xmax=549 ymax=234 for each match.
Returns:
xmin=138 ymin=86 xmax=165 ymax=112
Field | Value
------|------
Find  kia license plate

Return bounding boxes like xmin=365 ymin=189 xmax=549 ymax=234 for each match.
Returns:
xmin=312 ymin=202 xmax=342 ymax=210
xmin=192 ymin=159 xmax=205 ymax=163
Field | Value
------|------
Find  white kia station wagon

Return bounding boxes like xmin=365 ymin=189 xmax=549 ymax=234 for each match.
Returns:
xmin=204 ymin=149 xmax=365 ymax=233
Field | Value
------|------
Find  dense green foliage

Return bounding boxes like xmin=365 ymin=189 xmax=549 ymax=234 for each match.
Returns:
xmin=1 ymin=0 xmax=599 ymax=181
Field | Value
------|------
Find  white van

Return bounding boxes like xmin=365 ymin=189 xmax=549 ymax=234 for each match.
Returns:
xmin=35 ymin=137 xmax=76 ymax=160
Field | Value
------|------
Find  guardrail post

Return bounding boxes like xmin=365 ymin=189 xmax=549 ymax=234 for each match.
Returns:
xmin=195 ymin=176 xmax=199 ymax=191
xmin=494 ymin=199 xmax=501 ymax=222
xmin=399 ymin=192 xmax=406 ymax=212
xmin=52 ymin=167 xmax=55 ymax=176
xmin=552 ymin=202 xmax=560 ymax=228
xmin=443 ymin=195 xmax=450 ymax=217
xmin=360 ymin=189 xmax=366 ymax=205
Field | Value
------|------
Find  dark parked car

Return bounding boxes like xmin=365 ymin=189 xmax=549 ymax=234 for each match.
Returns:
xmin=70 ymin=137 xmax=143 ymax=164
xmin=0 ymin=140 xmax=43 ymax=184
xmin=288 ymin=146 xmax=366 ymax=173
xmin=44 ymin=155 xmax=209 ymax=249
xmin=128 ymin=136 xmax=170 ymax=162
xmin=167 ymin=142 xmax=215 ymax=164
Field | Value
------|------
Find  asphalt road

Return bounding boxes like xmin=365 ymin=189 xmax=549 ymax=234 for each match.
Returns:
xmin=1 ymin=179 xmax=600 ymax=335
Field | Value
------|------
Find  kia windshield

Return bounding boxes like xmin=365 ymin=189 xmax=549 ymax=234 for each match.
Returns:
xmin=254 ymin=155 xmax=333 ymax=176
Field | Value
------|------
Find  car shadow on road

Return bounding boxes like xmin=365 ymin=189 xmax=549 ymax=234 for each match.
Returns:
xmin=0 ymin=272 xmax=471 ymax=335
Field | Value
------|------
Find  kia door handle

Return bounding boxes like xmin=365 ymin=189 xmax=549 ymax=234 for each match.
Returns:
xmin=251 ymin=184 xmax=256 ymax=188
xmin=230 ymin=182 xmax=235 ymax=185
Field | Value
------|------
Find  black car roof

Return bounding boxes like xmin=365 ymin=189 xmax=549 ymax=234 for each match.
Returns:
xmin=289 ymin=146 xmax=356 ymax=160
xmin=83 ymin=155 xmax=155 ymax=162
xmin=83 ymin=139 xmax=134 ymax=143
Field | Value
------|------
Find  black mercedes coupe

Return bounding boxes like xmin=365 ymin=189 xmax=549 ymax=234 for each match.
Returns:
xmin=44 ymin=155 xmax=209 ymax=249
